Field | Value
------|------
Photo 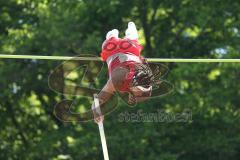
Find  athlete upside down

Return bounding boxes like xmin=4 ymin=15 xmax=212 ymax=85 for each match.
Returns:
xmin=92 ymin=22 xmax=155 ymax=123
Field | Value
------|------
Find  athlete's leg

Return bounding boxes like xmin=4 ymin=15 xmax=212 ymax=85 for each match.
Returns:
xmin=102 ymin=29 xmax=119 ymax=50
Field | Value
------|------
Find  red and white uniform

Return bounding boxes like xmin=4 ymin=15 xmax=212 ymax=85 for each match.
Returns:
xmin=100 ymin=37 xmax=143 ymax=92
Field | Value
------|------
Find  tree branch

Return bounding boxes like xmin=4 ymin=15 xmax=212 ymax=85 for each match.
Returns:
xmin=138 ymin=0 xmax=153 ymax=57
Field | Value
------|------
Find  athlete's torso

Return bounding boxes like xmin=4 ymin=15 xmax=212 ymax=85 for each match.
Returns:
xmin=106 ymin=53 xmax=142 ymax=75
xmin=101 ymin=37 xmax=143 ymax=75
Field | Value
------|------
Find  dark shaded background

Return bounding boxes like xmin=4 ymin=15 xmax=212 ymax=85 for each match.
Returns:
xmin=0 ymin=0 xmax=240 ymax=159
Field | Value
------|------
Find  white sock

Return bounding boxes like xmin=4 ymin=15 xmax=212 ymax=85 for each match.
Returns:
xmin=125 ymin=22 xmax=138 ymax=40
xmin=106 ymin=29 xmax=119 ymax=40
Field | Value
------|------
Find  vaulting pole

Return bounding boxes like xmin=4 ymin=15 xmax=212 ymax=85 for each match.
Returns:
xmin=93 ymin=94 xmax=109 ymax=160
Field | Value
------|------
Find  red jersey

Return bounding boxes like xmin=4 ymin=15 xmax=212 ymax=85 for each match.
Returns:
xmin=100 ymin=37 xmax=144 ymax=92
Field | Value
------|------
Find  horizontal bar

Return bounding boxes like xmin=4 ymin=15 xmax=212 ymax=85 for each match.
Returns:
xmin=147 ymin=58 xmax=240 ymax=63
xmin=0 ymin=54 xmax=240 ymax=63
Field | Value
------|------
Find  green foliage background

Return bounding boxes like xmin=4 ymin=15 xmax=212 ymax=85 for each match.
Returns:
xmin=0 ymin=0 xmax=240 ymax=159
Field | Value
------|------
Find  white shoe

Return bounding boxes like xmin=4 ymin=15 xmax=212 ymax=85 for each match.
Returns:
xmin=106 ymin=29 xmax=119 ymax=40
xmin=125 ymin=22 xmax=138 ymax=40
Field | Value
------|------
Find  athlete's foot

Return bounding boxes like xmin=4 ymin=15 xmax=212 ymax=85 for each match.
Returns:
xmin=106 ymin=29 xmax=119 ymax=40
xmin=125 ymin=22 xmax=138 ymax=40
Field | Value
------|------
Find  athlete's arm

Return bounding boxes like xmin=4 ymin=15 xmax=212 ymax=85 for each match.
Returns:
xmin=92 ymin=79 xmax=115 ymax=123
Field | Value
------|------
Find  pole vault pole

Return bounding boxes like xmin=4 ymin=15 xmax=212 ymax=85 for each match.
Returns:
xmin=93 ymin=94 xmax=110 ymax=160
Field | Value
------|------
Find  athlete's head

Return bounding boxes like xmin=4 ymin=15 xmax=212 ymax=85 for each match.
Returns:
xmin=111 ymin=62 xmax=154 ymax=97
